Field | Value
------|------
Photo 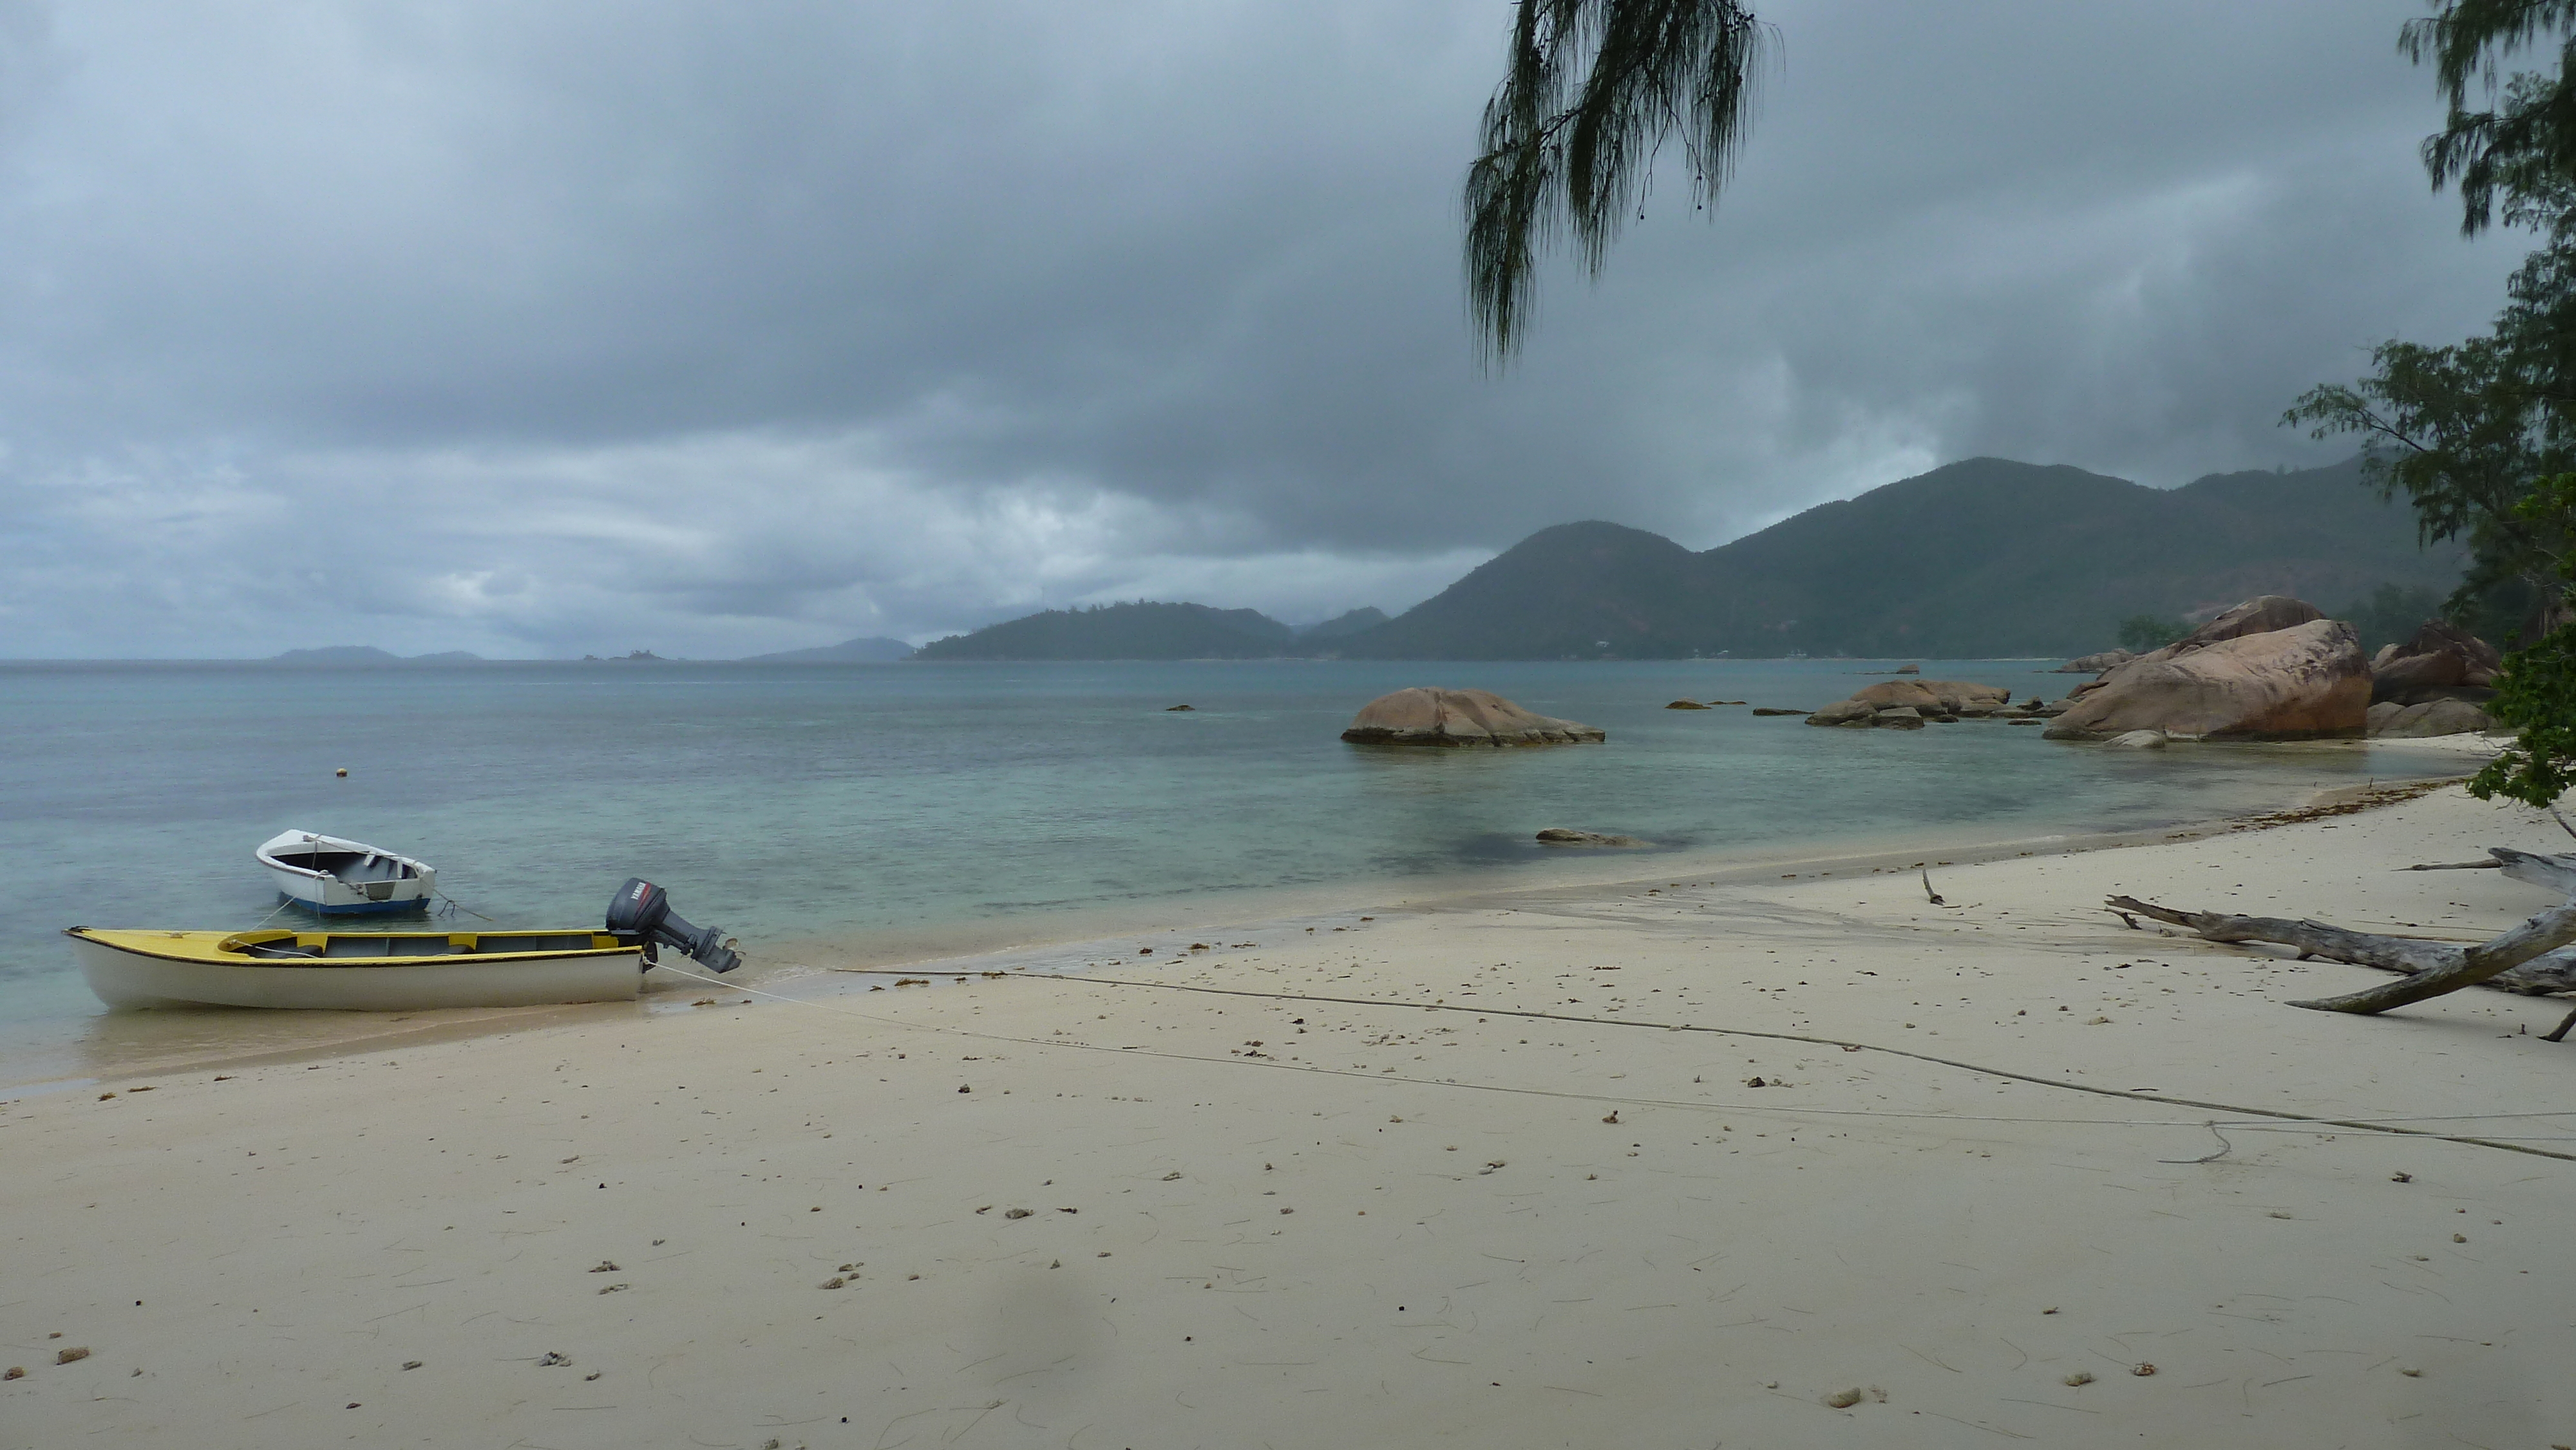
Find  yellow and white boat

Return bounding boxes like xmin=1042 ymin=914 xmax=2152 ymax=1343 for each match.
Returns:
xmin=66 ymin=877 xmax=743 ymax=1012
xmin=65 ymin=927 xmax=650 ymax=1011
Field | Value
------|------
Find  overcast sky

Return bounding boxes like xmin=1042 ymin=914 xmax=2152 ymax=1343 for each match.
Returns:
xmin=0 ymin=0 xmax=2529 ymax=657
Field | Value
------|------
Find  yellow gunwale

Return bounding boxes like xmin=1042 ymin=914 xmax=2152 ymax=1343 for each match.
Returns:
xmin=64 ymin=927 xmax=634 ymax=968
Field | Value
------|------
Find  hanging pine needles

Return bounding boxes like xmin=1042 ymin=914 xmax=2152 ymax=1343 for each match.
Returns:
xmin=1464 ymin=0 xmax=1771 ymax=362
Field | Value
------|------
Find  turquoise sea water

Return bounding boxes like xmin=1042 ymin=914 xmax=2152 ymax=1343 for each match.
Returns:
xmin=0 ymin=659 xmax=2431 ymax=1080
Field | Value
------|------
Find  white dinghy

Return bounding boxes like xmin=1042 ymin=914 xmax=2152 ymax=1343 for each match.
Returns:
xmin=257 ymin=830 xmax=436 ymax=916
xmin=68 ymin=878 xmax=743 ymax=1011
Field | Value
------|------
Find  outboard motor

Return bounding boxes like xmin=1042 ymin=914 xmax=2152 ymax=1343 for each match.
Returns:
xmin=605 ymin=878 xmax=743 ymax=974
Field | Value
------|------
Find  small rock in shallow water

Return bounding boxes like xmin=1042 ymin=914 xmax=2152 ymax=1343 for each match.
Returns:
xmin=1005 ymin=1207 xmax=1033 ymax=1219
xmin=55 ymin=1348 xmax=88 ymax=1365
xmin=1535 ymin=828 xmax=1650 ymax=847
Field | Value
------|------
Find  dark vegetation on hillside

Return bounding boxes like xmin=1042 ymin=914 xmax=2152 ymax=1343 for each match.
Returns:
xmin=912 ymin=457 xmax=2466 ymax=660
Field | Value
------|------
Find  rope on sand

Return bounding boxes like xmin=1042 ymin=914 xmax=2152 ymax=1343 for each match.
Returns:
xmin=649 ymin=965 xmax=2576 ymax=1165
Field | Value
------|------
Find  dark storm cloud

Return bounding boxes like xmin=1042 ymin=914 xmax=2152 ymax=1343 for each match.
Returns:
xmin=0 ymin=0 xmax=2527 ymax=655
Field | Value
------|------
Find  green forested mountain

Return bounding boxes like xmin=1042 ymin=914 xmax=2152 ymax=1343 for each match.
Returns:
xmin=909 ymin=458 xmax=2464 ymax=661
xmin=1296 ymin=606 xmax=1390 ymax=640
xmin=914 ymin=601 xmax=1296 ymax=660
xmin=1331 ymin=457 xmax=2467 ymax=659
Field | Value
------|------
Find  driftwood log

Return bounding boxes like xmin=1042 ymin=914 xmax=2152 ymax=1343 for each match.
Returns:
xmin=2492 ymin=847 xmax=2576 ymax=896
xmin=2105 ymin=894 xmax=2576 ymax=1021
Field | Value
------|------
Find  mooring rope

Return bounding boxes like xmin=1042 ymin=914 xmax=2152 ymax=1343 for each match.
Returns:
xmin=647 ymin=963 xmax=2576 ymax=1165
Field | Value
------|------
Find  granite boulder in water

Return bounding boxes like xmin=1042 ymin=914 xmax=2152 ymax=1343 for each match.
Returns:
xmin=1805 ymin=679 xmax=2010 ymax=726
xmin=2044 ymin=598 xmax=2368 ymax=740
xmin=1535 ymin=827 xmax=1650 ymax=847
xmin=1340 ymin=688 xmax=1605 ymax=747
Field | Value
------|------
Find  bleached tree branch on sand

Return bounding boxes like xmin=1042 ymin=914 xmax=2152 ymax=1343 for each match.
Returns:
xmin=2105 ymin=894 xmax=2576 ymax=1019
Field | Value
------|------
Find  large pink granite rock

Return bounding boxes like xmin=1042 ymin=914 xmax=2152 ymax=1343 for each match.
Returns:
xmin=2043 ymin=616 xmax=2369 ymax=740
xmin=2054 ymin=648 xmax=2135 ymax=673
xmin=2372 ymin=617 xmax=2503 ymax=702
xmin=2168 ymin=594 xmax=2325 ymax=647
xmin=1340 ymin=688 xmax=1605 ymax=747
xmin=2067 ymin=597 xmax=2328 ymax=701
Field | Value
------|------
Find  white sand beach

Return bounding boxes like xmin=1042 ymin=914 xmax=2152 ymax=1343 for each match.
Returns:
xmin=7 ymin=776 xmax=2576 ymax=1449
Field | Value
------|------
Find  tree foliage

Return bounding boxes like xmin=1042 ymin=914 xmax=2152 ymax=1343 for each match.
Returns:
xmin=2284 ymin=220 xmax=2576 ymax=619
xmin=1464 ymin=0 xmax=1768 ymax=362
xmin=2407 ymin=0 xmax=2576 ymax=233
xmin=2473 ymin=475 xmax=2576 ymax=803
xmin=2298 ymin=3 xmax=2576 ymax=805
xmin=2114 ymin=614 xmax=2189 ymax=653
xmin=2336 ymin=582 xmax=2451 ymax=654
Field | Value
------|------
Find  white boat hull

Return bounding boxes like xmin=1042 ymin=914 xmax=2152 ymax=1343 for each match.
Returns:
xmin=256 ymin=830 xmax=437 ymax=916
xmin=71 ymin=933 xmax=644 ymax=1012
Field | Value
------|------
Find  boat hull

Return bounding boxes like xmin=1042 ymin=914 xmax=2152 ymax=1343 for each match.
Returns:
xmin=256 ymin=831 xmax=438 ymax=915
xmin=70 ymin=931 xmax=645 ymax=1012
xmin=274 ymin=889 xmax=433 ymax=917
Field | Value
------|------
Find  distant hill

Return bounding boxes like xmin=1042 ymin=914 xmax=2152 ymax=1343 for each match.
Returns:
xmin=739 ymin=636 xmax=914 ymax=663
xmin=914 ymin=602 xmax=1297 ymax=660
xmin=1296 ymin=607 xmax=1388 ymax=641
xmin=271 ymin=646 xmax=486 ymax=665
xmin=1331 ymin=457 xmax=2469 ymax=659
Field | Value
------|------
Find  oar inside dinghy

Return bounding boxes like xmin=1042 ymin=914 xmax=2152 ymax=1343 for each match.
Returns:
xmin=607 ymin=878 xmax=743 ymax=974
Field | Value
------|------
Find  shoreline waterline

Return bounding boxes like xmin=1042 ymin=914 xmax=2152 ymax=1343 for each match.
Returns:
xmin=3 ymin=755 xmax=2480 ymax=1095
xmin=12 ymin=774 xmax=2574 ymax=1448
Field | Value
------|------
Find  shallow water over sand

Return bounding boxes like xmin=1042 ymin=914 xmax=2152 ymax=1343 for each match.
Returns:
xmin=0 ymin=658 xmax=2451 ymax=1086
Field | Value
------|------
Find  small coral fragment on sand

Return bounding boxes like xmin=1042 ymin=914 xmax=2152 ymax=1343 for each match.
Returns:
xmin=1821 ymin=1388 xmax=1865 ymax=1408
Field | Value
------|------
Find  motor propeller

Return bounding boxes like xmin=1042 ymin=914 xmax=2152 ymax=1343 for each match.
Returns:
xmin=605 ymin=878 xmax=742 ymax=974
